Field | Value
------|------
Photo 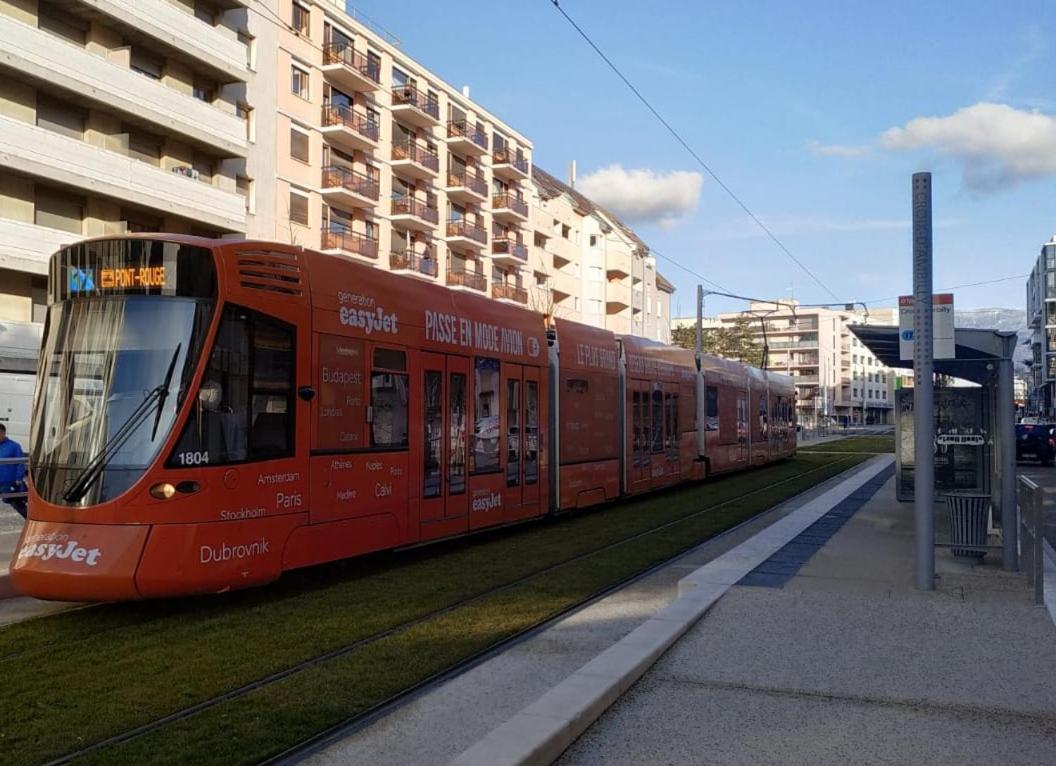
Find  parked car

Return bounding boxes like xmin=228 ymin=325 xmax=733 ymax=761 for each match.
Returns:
xmin=1016 ymin=421 xmax=1056 ymax=466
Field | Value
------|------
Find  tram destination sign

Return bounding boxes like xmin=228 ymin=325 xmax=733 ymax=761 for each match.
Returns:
xmin=898 ymin=293 xmax=954 ymax=361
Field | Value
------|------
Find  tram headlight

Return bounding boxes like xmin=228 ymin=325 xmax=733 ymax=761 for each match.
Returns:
xmin=150 ymin=482 xmax=176 ymax=500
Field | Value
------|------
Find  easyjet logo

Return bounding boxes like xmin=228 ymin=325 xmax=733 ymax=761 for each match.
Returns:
xmin=472 ymin=492 xmax=502 ymax=513
xmin=18 ymin=540 xmax=102 ymax=566
xmin=339 ymin=305 xmax=399 ymax=335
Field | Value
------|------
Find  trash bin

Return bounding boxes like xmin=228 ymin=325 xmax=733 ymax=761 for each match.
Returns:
xmin=943 ymin=491 xmax=990 ymax=559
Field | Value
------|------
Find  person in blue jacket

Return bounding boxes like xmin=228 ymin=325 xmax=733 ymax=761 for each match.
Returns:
xmin=0 ymin=423 xmax=27 ymax=519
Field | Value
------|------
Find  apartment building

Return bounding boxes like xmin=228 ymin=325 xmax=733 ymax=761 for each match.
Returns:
xmin=0 ymin=0 xmax=272 ymax=324
xmin=1025 ymin=235 xmax=1056 ymax=417
xmin=269 ymin=0 xmax=533 ymax=304
xmin=529 ymin=167 xmax=673 ymax=343
xmin=706 ymin=301 xmax=896 ymax=426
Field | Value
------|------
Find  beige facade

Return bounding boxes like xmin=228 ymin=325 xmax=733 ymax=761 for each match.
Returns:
xmin=0 ymin=0 xmax=262 ymax=323
xmin=675 ymin=302 xmax=896 ymax=426
xmin=529 ymin=167 xmax=673 ymax=342
xmin=268 ymin=0 xmax=533 ymax=304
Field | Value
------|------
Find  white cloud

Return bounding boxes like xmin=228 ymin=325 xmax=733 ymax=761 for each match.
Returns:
xmin=575 ymin=165 xmax=703 ymax=226
xmin=881 ymin=102 xmax=1056 ymax=191
xmin=806 ymin=140 xmax=870 ymax=158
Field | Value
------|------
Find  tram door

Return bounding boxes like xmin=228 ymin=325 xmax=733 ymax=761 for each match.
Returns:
xmin=420 ymin=353 xmax=469 ymax=534
xmin=502 ymin=364 xmax=542 ymax=514
xmin=629 ymin=380 xmax=651 ymax=489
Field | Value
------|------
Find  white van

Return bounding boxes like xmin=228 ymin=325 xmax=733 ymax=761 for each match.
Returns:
xmin=0 ymin=320 xmax=42 ymax=448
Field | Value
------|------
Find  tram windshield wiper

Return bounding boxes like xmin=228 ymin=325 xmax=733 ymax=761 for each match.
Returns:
xmin=62 ymin=344 xmax=182 ymax=503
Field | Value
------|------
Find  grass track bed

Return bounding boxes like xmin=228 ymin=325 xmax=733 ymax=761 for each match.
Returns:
xmin=799 ymin=435 xmax=895 ymax=454
xmin=1 ymin=452 xmax=870 ymax=766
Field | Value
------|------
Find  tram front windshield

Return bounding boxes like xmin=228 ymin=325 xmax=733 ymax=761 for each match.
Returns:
xmin=30 ymin=238 xmax=217 ymax=507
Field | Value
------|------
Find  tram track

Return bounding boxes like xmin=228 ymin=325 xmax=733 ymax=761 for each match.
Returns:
xmin=30 ymin=453 xmax=867 ymax=766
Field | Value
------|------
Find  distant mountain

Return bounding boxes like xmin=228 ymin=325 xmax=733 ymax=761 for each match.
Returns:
xmin=955 ymin=308 xmax=1030 ymax=369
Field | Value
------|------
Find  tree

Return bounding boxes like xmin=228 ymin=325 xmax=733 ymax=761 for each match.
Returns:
xmin=671 ymin=316 xmax=763 ymax=367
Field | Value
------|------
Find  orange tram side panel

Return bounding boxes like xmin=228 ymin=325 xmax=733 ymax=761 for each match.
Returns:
xmin=11 ymin=235 xmax=795 ymax=601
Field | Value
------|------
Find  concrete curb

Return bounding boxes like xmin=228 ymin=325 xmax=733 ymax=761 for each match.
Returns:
xmin=449 ymin=455 xmax=895 ymax=766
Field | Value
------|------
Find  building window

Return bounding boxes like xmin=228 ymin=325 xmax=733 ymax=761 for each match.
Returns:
xmin=292 ymin=2 xmax=310 ymax=35
xmin=193 ymin=78 xmax=216 ymax=103
xmin=130 ymin=48 xmax=164 ymax=80
xmin=236 ymin=176 xmax=253 ymax=213
xmin=290 ymin=125 xmax=310 ymax=162
xmin=291 ymin=65 xmax=310 ymax=99
xmin=35 ymin=187 xmax=84 ymax=234
xmin=36 ymin=95 xmax=85 ymax=140
xmin=289 ymin=189 xmax=309 ymax=226
xmin=589 ymin=234 xmax=598 ymax=247
xmin=561 ymin=224 xmax=570 ymax=239
xmin=238 ymin=31 xmax=256 ymax=69
xmin=38 ymin=1 xmax=87 ymax=45
xmin=124 ymin=124 xmax=163 ymax=166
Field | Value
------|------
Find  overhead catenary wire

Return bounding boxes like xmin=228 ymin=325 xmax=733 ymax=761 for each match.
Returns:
xmin=547 ymin=0 xmax=844 ymax=304
xmin=859 ymin=273 xmax=1030 ymax=306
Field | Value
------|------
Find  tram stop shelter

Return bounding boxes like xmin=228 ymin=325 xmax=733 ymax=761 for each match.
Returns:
xmin=849 ymin=325 xmax=1020 ymax=572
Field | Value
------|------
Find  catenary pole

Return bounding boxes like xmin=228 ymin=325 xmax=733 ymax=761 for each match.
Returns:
xmin=912 ymin=172 xmax=935 ymax=591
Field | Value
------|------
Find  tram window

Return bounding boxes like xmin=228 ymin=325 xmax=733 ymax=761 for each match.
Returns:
xmin=706 ymin=385 xmax=719 ymax=431
xmin=525 ymin=380 xmax=539 ymax=485
xmin=631 ymin=390 xmax=641 ymax=465
xmin=758 ymin=395 xmax=769 ymax=440
xmin=566 ymin=378 xmax=588 ymax=394
xmin=169 ymin=305 xmax=294 ymax=466
xmin=667 ymin=393 xmax=678 ymax=451
xmin=506 ymin=378 xmax=521 ymax=487
xmin=473 ymin=357 xmax=500 ymax=473
xmin=449 ymin=372 xmax=467 ymax=494
xmin=651 ymin=385 xmax=663 ymax=453
xmin=370 ymin=348 xmax=408 ymax=449
xmin=423 ymin=371 xmax=442 ymax=498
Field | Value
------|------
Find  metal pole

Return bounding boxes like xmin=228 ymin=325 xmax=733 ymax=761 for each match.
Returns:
xmin=912 ymin=172 xmax=935 ymax=591
xmin=695 ymin=285 xmax=707 ymax=459
xmin=998 ymin=341 xmax=1018 ymax=571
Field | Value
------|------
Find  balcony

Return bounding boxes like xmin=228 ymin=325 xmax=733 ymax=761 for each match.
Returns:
xmin=391 ymin=141 xmax=439 ymax=180
xmin=0 ymin=15 xmax=247 ymax=157
xmin=550 ymin=267 xmax=578 ymax=298
xmin=389 ymin=249 xmax=438 ymax=279
xmin=320 ymin=104 xmax=379 ymax=152
xmin=794 ymin=375 xmax=820 ymax=385
xmin=493 ymin=283 xmax=528 ymax=305
xmin=391 ymin=196 xmax=439 ymax=231
xmin=321 ymin=43 xmax=381 ymax=92
xmin=0 ymin=115 xmax=244 ymax=231
xmin=447 ymin=120 xmax=488 ymax=155
xmin=491 ymin=237 xmax=528 ymax=266
xmin=447 ymin=268 xmax=486 ymax=292
xmin=320 ymin=166 xmax=380 ymax=209
xmin=0 ymin=217 xmax=78 ymax=276
xmin=446 ymin=219 xmax=488 ymax=252
xmin=606 ymin=280 xmax=632 ymax=310
xmin=446 ymin=170 xmax=488 ymax=203
xmin=89 ymin=0 xmax=248 ymax=82
xmin=605 ymin=250 xmax=632 ymax=279
xmin=492 ymin=147 xmax=529 ymax=180
xmin=321 ymin=225 xmax=378 ymax=260
xmin=391 ymin=84 xmax=440 ymax=127
xmin=492 ymin=192 xmax=529 ymax=223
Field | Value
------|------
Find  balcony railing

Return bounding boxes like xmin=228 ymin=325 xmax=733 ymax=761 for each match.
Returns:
xmin=493 ymin=148 xmax=529 ymax=174
xmin=321 ymin=104 xmax=380 ymax=142
xmin=321 ymin=165 xmax=380 ymax=200
xmin=322 ymin=225 xmax=378 ymax=259
xmin=392 ymin=141 xmax=439 ymax=172
xmin=447 ymin=120 xmax=488 ymax=150
xmin=390 ymin=249 xmax=438 ymax=277
xmin=322 ymin=43 xmax=381 ymax=84
xmin=447 ymin=170 xmax=487 ymax=196
xmin=493 ymin=283 xmax=528 ymax=304
xmin=447 ymin=268 xmax=486 ymax=291
xmin=492 ymin=192 xmax=528 ymax=217
xmin=447 ymin=218 xmax=487 ymax=244
xmin=391 ymin=196 xmax=439 ymax=224
xmin=391 ymin=84 xmax=440 ymax=119
xmin=492 ymin=237 xmax=528 ymax=260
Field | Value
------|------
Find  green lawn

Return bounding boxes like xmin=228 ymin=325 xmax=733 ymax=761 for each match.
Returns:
xmin=0 ymin=452 xmax=870 ymax=766
xmin=799 ymin=435 xmax=895 ymax=454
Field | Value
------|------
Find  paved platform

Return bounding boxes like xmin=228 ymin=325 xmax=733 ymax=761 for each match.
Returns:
xmin=0 ymin=506 xmax=77 ymax=624
xmin=557 ymin=473 xmax=1056 ymax=766
xmin=296 ymin=457 xmax=894 ymax=766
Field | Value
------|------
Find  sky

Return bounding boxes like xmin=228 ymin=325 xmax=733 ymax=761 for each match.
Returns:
xmin=351 ymin=0 xmax=1056 ymax=317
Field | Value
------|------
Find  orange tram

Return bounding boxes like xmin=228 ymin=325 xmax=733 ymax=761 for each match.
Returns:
xmin=11 ymin=236 xmax=795 ymax=601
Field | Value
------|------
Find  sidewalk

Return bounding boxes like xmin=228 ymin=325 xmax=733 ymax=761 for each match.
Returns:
xmin=299 ymin=458 xmax=894 ymax=766
xmin=557 ymin=474 xmax=1056 ymax=765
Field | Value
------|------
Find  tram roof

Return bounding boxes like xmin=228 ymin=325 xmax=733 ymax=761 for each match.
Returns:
xmin=849 ymin=325 xmax=1018 ymax=385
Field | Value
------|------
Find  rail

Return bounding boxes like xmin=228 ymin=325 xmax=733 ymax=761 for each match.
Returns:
xmin=446 ymin=218 xmax=487 ymax=244
xmin=322 ymin=43 xmax=382 ymax=83
xmin=391 ymin=196 xmax=439 ymax=224
xmin=493 ymin=148 xmax=529 ymax=174
xmin=1018 ymin=476 xmax=1045 ymax=606
xmin=492 ymin=237 xmax=528 ymax=261
xmin=389 ymin=249 xmax=438 ymax=277
xmin=492 ymin=192 xmax=528 ymax=217
xmin=320 ymin=104 xmax=379 ymax=142
xmin=321 ymin=225 xmax=378 ymax=259
xmin=391 ymin=140 xmax=439 ymax=172
xmin=492 ymin=283 xmax=528 ymax=304
xmin=447 ymin=120 xmax=488 ymax=150
xmin=447 ymin=268 xmax=486 ymax=292
xmin=391 ymin=84 xmax=440 ymax=120
xmin=320 ymin=165 xmax=380 ymax=200
xmin=447 ymin=170 xmax=486 ymax=195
